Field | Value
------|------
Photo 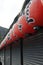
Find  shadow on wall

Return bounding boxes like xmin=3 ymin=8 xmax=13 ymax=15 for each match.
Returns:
xmin=0 ymin=62 xmax=2 ymax=65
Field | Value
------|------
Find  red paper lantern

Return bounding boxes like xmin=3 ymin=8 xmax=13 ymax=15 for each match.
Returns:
xmin=25 ymin=0 xmax=43 ymax=27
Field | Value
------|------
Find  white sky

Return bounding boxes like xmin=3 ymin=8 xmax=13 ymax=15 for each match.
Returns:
xmin=0 ymin=0 xmax=25 ymax=28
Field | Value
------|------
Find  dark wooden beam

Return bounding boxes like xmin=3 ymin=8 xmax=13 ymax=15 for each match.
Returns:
xmin=20 ymin=38 xmax=23 ymax=65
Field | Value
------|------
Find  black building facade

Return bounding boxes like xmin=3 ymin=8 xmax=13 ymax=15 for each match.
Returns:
xmin=0 ymin=29 xmax=43 ymax=65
